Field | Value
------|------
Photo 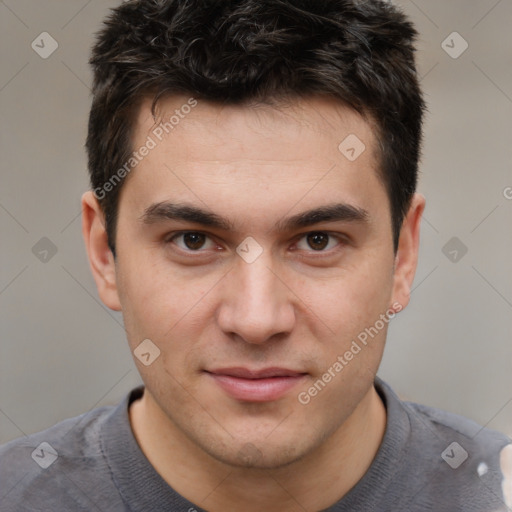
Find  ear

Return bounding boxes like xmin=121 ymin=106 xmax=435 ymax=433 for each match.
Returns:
xmin=390 ymin=193 xmax=426 ymax=312
xmin=81 ymin=191 xmax=122 ymax=311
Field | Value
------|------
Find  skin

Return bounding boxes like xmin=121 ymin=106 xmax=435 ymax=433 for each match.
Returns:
xmin=82 ymin=94 xmax=425 ymax=511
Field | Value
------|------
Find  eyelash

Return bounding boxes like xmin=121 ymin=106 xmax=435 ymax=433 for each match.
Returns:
xmin=165 ymin=231 xmax=347 ymax=257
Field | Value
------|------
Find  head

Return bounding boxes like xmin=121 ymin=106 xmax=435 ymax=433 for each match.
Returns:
xmin=83 ymin=0 xmax=425 ymax=469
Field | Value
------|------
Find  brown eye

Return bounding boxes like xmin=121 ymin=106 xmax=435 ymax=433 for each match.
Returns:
xmin=184 ymin=233 xmax=206 ymax=250
xmin=306 ymin=232 xmax=329 ymax=251
xmin=171 ymin=232 xmax=215 ymax=251
xmin=295 ymin=231 xmax=342 ymax=253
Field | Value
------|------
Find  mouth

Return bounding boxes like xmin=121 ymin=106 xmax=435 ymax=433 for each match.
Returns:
xmin=204 ymin=367 xmax=308 ymax=402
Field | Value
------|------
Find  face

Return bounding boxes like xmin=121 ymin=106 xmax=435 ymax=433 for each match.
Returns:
xmin=86 ymin=95 xmax=418 ymax=469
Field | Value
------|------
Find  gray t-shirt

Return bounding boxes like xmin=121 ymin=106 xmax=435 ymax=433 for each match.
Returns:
xmin=1 ymin=377 xmax=510 ymax=511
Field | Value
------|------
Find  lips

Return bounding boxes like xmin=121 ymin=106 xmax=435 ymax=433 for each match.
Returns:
xmin=205 ymin=367 xmax=307 ymax=402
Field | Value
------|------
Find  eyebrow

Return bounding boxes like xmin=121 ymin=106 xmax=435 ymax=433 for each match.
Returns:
xmin=276 ymin=202 xmax=369 ymax=231
xmin=140 ymin=201 xmax=369 ymax=232
xmin=140 ymin=202 xmax=234 ymax=230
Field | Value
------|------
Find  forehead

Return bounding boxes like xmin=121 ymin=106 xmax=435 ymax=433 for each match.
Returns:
xmin=119 ymin=94 xmax=388 ymax=229
xmin=134 ymin=94 xmax=378 ymax=163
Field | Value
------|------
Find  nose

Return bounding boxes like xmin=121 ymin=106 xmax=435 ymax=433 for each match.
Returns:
xmin=216 ymin=253 xmax=296 ymax=345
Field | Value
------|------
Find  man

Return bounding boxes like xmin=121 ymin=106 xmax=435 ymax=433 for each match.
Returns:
xmin=1 ymin=0 xmax=510 ymax=510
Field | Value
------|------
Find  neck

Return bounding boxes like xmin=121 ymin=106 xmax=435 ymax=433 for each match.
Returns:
xmin=129 ymin=385 xmax=386 ymax=512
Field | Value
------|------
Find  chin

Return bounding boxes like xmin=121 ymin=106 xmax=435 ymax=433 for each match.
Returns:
xmin=194 ymin=430 xmax=317 ymax=470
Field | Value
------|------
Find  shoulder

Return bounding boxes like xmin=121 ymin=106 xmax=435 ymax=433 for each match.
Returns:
xmin=405 ymin=399 xmax=511 ymax=452
xmin=0 ymin=403 xmax=122 ymax=511
xmin=409 ymin=400 xmax=511 ymax=506
xmin=375 ymin=378 xmax=512 ymax=511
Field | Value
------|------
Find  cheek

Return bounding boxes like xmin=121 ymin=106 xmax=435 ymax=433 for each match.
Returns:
xmin=117 ymin=256 xmax=218 ymax=357
xmin=115 ymin=256 xmax=172 ymax=345
xmin=302 ymin=259 xmax=395 ymax=342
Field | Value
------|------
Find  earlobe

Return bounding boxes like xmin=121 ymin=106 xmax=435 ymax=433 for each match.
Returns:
xmin=390 ymin=193 xmax=426 ymax=312
xmin=81 ymin=191 xmax=122 ymax=311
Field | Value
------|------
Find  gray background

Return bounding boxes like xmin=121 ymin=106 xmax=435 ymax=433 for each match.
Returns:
xmin=1 ymin=0 xmax=511 ymax=444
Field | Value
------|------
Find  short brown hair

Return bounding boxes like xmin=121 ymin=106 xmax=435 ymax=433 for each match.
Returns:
xmin=86 ymin=0 xmax=425 ymax=256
